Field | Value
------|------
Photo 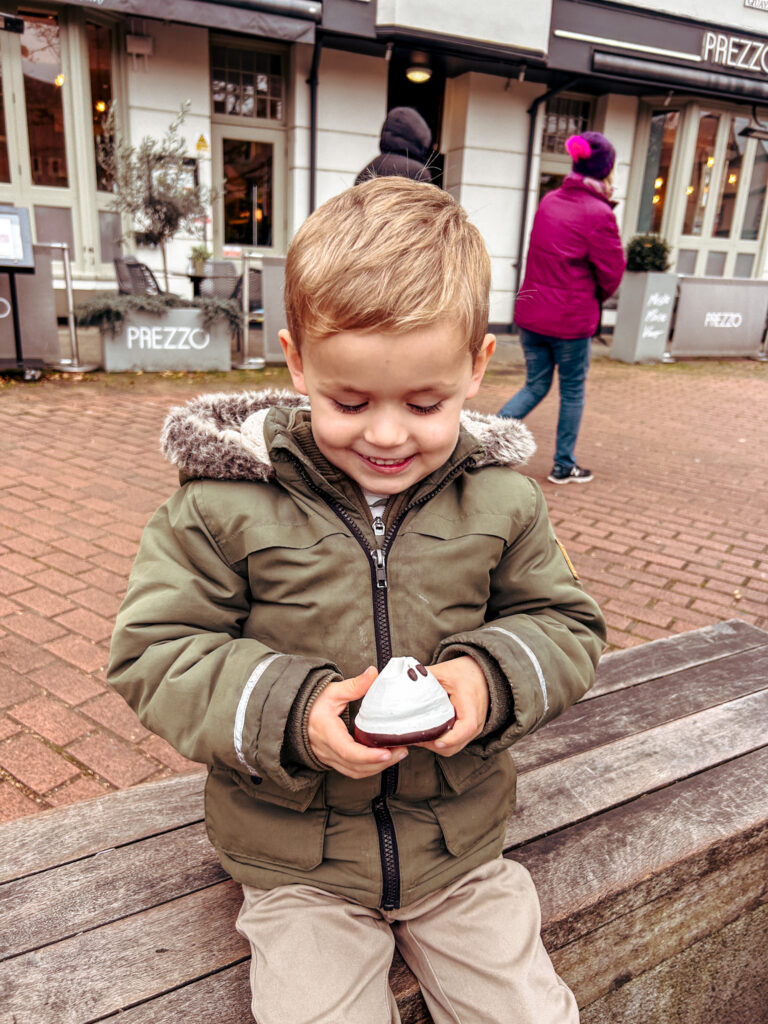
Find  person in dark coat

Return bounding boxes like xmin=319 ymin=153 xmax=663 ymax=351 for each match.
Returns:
xmin=499 ymin=131 xmax=626 ymax=485
xmin=355 ymin=107 xmax=433 ymax=185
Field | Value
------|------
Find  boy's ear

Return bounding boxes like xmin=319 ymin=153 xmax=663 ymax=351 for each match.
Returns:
xmin=279 ymin=330 xmax=308 ymax=395
xmin=465 ymin=334 xmax=496 ymax=399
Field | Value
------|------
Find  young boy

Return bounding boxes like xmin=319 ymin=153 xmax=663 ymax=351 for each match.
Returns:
xmin=108 ymin=177 xmax=605 ymax=1023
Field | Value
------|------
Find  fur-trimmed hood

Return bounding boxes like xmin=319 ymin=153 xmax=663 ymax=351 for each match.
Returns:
xmin=161 ymin=388 xmax=535 ymax=483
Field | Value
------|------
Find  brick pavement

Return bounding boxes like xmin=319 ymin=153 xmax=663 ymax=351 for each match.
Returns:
xmin=1 ymin=348 xmax=766 ymax=823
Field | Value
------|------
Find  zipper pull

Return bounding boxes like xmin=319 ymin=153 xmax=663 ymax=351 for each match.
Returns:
xmin=373 ymin=548 xmax=388 ymax=589
xmin=372 ymin=515 xmax=385 ymax=537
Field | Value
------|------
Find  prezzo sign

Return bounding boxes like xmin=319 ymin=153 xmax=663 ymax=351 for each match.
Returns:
xmin=126 ymin=324 xmax=211 ymax=350
xmin=103 ymin=310 xmax=231 ymax=371
xmin=704 ymin=312 xmax=743 ymax=327
xmin=702 ymin=31 xmax=768 ymax=73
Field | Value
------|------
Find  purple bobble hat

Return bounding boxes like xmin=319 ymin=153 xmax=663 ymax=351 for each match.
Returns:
xmin=566 ymin=132 xmax=616 ymax=180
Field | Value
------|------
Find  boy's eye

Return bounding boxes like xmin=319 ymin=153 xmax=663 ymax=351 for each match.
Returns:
xmin=332 ymin=399 xmax=367 ymax=413
xmin=409 ymin=401 xmax=443 ymax=415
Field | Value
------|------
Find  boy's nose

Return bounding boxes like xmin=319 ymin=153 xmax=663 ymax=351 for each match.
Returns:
xmin=363 ymin=412 xmax=409 ymax=449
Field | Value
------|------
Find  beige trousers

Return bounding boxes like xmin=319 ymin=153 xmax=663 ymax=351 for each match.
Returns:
xmin=236 ymin=857 xmax=578 ymax=1024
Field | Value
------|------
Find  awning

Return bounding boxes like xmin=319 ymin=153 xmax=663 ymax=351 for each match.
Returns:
xmin=62 ymin=0 xmax=319 ymax=43
xmin=592 ymin=50 xmax=768 ymax=103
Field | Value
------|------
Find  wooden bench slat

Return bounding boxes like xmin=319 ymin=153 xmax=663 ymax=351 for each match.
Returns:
xmin=515 ymin=744 xmax=768 ymax=946
xmin=0 ymin=822 xmax=226 ymax=960
xmin=512 ymin=641 xmax=768 ymax=773
xmin=505 ymin=687 xmax=768 ymax=849
xmin=587 ymin=618 xmax=768 ymax=700
xmin=0 ymin=883 xmax=247 ymax=1024
xmin=0 ymin=768 xmax=206 ymax=884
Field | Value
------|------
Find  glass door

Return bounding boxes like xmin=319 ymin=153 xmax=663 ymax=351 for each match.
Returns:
xmin=211 ymin=124 xmax=285 ymax=256
xmin=635 ymin=103 xmax=768 ymax=278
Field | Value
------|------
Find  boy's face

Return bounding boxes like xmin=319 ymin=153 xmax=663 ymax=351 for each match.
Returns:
xmin=280 ymin=324 xmax=495 ymax=495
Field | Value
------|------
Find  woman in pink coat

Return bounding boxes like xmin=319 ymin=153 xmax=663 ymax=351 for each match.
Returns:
xmin=500 ymin=132 xmax=626 ymax=483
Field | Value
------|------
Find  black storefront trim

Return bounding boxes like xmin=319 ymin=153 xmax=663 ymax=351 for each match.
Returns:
xmin=593 ymin=50 xmax=768 ymax=103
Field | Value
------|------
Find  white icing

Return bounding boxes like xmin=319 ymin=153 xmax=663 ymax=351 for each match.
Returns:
xmin=355 ymin=656 xmax=455 ymax=735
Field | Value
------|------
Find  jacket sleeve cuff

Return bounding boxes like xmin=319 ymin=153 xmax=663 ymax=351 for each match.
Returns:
xmin=283 ymin=671 xmax=339 ymax=772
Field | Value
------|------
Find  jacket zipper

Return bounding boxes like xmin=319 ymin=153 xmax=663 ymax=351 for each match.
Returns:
xmin=294 ymin=457 xmax=473 ymax=910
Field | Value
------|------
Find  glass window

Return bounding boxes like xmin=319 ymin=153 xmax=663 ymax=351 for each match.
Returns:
xmin=87 ymin=22 xmax=113 ymax=192
xmin=637 ymin=110 xmax=679 ymax=234
xmin=222 ymin=138 xmax=273 ymax=246
xmin=682 ymin=112 xmax=719 ymax=235
xmin=734 ymin=252 xmax=754 ymax=277
xmin=541 ymin=96 xmax=592 ymax=155
xmin=211 ymin=45 xmax=283 ymax=122
xmin=713 ymin=117 xmax=749 ymax=238
xmin=676 ymin=249 xmax=697 ymax=274
xmin=740 ymin=138 xmax=768 ymax=240
xmin=21 ymin=12 xmax=69 ymax=187
xmin=704 ymin=251 xmax=726 ymax=275
xmin=0 ymin=69 xmax=10 ymax=183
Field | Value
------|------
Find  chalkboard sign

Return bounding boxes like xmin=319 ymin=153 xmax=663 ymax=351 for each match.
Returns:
xmin=0 ymin=207 xmax=35 ymax=272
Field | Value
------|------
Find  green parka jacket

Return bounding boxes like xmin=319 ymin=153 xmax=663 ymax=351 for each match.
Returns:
xmin=108 ymin=390 xmax=606 ymax=910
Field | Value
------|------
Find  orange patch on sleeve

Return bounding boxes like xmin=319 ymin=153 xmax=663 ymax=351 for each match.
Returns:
xmin=556 ymin=538 xmax=580 ymax=581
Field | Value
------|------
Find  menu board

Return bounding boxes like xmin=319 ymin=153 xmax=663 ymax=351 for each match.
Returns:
xmin=0 ymin=207 xmax=35 ymax=271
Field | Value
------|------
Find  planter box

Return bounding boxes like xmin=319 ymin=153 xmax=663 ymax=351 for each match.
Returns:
xmin=611 ymin=272 xmax=678 ymax=363
xmin=102 ymin=309 xmax=232 ymax=372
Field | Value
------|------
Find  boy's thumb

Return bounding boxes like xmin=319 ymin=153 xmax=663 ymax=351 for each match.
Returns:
xmin=344 ymin=665 xmax=378 ymax=701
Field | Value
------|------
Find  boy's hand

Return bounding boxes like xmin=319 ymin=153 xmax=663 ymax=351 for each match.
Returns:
xmin=416 ymin=656 xmax=489 ymax=757
xmin=307 ymin=666 xmax=408 ymax=779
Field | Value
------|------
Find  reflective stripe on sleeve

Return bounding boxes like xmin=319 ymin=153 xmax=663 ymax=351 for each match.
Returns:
xmin=233 ymin=653 xmax=282 ymax=775
xmin=485 ymin=626 xmax=549 ymax=719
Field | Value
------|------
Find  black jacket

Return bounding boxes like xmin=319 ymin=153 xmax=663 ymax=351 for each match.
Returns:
xmin=355 ymin=107 xmax=433 ymax=185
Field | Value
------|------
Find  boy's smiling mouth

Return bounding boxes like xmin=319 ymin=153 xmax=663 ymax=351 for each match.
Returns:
xmin=358 ymin=453 xmax=416 ymax=472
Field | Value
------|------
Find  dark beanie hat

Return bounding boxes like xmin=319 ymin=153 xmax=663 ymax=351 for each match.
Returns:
xmin=566 ymin=132 xmax=616 ymax=180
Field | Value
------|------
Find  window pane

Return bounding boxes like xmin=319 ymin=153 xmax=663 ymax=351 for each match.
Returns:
xmin=34 ymin=204 xmax=74 ymax=253
xmin=0 ymin=69 xmax=10 ymax=182
xmin=210 ymin=45 xmax=284 ymax=122
xmin=713 ymin=117 xmax=749 ymax=238
xmin=87 ymin=22 xmax=114 ymax=192
xmin=21 ymin=13 xmax=69 ymax=187
xmin=223 ymin=139 xmax=273 ymax=247
xmin=683 ymin=112 xmax=719 ymax=235
xmin=741 ymin=138 xmax=768 ymax=240
xmin=637 ymin=110 xmax=679 ymax=234
xmin=676 ymin=249 xmax=697 ymax=274
xmin=704 ymin=251 xmax=726 ymax=276
xmin=99 ymin=210 xmax=121 ymax=263
xmin=734 ymin=252 xmax=754 ymax=277
xmin=541 ymin=96 xmax=592 ymax=155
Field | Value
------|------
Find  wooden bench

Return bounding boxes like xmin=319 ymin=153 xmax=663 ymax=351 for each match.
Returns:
xmin=2 ymin=619 xmax=768 ymax=1023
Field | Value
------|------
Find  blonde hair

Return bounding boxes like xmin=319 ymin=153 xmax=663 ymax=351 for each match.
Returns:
xmin=284 ymin=177 xmax=490 ymax=357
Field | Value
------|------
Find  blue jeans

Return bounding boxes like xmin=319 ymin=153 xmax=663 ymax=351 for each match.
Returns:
xmin=498 ymin=329 xmax=591 ymax=470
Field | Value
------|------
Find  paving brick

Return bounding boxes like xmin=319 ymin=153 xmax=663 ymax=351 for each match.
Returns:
xmin=1 ymin=733 xmax=80 ymax=793
xmin=0 ymin=635 xmax=56 ymax=674
xmin=28 ymin=662 xmax=105 ymax=704
xmin=67 ymin=733 xmax=158 ymax=788
xmin=44 ymin=635 xmax=109 ymax=674
xmin=82 ymin=690 xmax=150 ymax=743
xmin=0 ymin=666 xmax=40 ymax=708
xmin=0 ymin=611 xmax=68 ymax=644
xmin=54 ymin=607 xmax=114 ymax=643
xmin=0 ymin=567 xmax=34 ymax=596
xmin=139 ymin=733 xmax=197 ymax=774
xmin=10 ymin=695 xmax=91 ymax=745
xmin=0 ymin=551 xmax=42 ymax=577
xmin=0 ymin=717 xmax=21 ymax=742
xmin=0 ymin=780 xmax=43 ymax=823
xmin=27 ymin=567 xmax=88 ymax=596
xmin=14 ymin=587 xmax=75 ymax=618
xmin=70 ymin=586 xmax=122 ymax=618
xmin=46 ymin=773 xmax=112 ymax=807
xmin=40 ymin=550 xmax=90 ymax=576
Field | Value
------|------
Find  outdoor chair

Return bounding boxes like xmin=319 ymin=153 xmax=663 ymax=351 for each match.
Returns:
xmin=199 ymin=260 xmax=239 ymax=299
xmin=232 ymin=267 xmax=264 ymax=323
xmin=114 ymin=256 xmax=163 ymax=296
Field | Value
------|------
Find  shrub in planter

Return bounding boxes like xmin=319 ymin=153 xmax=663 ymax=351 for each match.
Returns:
xmin=611 ymin=234 xmax=677 ymax=363
xmin=625 ymin=233 xmax=671 ymax=272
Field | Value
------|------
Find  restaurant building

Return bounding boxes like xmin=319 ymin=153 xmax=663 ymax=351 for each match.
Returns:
xmin=2 ymin=0 xmax=768 ymax=329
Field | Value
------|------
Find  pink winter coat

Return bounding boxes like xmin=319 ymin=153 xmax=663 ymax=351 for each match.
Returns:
xmin=514 ymin=174 xmax=626 ymax=340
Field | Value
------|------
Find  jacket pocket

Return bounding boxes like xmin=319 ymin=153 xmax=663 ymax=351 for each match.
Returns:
xmin=429 ymin=753 xmax=516 ymax=858
xmin=206 ymin=767 xmax=328 ymax=871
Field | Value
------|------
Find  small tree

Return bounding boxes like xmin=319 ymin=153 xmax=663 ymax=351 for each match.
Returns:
xmin=97 ymin=102 xmax=209 ymax=291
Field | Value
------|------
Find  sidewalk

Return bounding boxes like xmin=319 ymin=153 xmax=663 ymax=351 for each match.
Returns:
xmin=1 ymin=343 xmax=766 ymax=823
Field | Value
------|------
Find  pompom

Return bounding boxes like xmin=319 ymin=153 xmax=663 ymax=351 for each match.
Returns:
xmin=566 ymin=135 xmax=592 ymax=161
